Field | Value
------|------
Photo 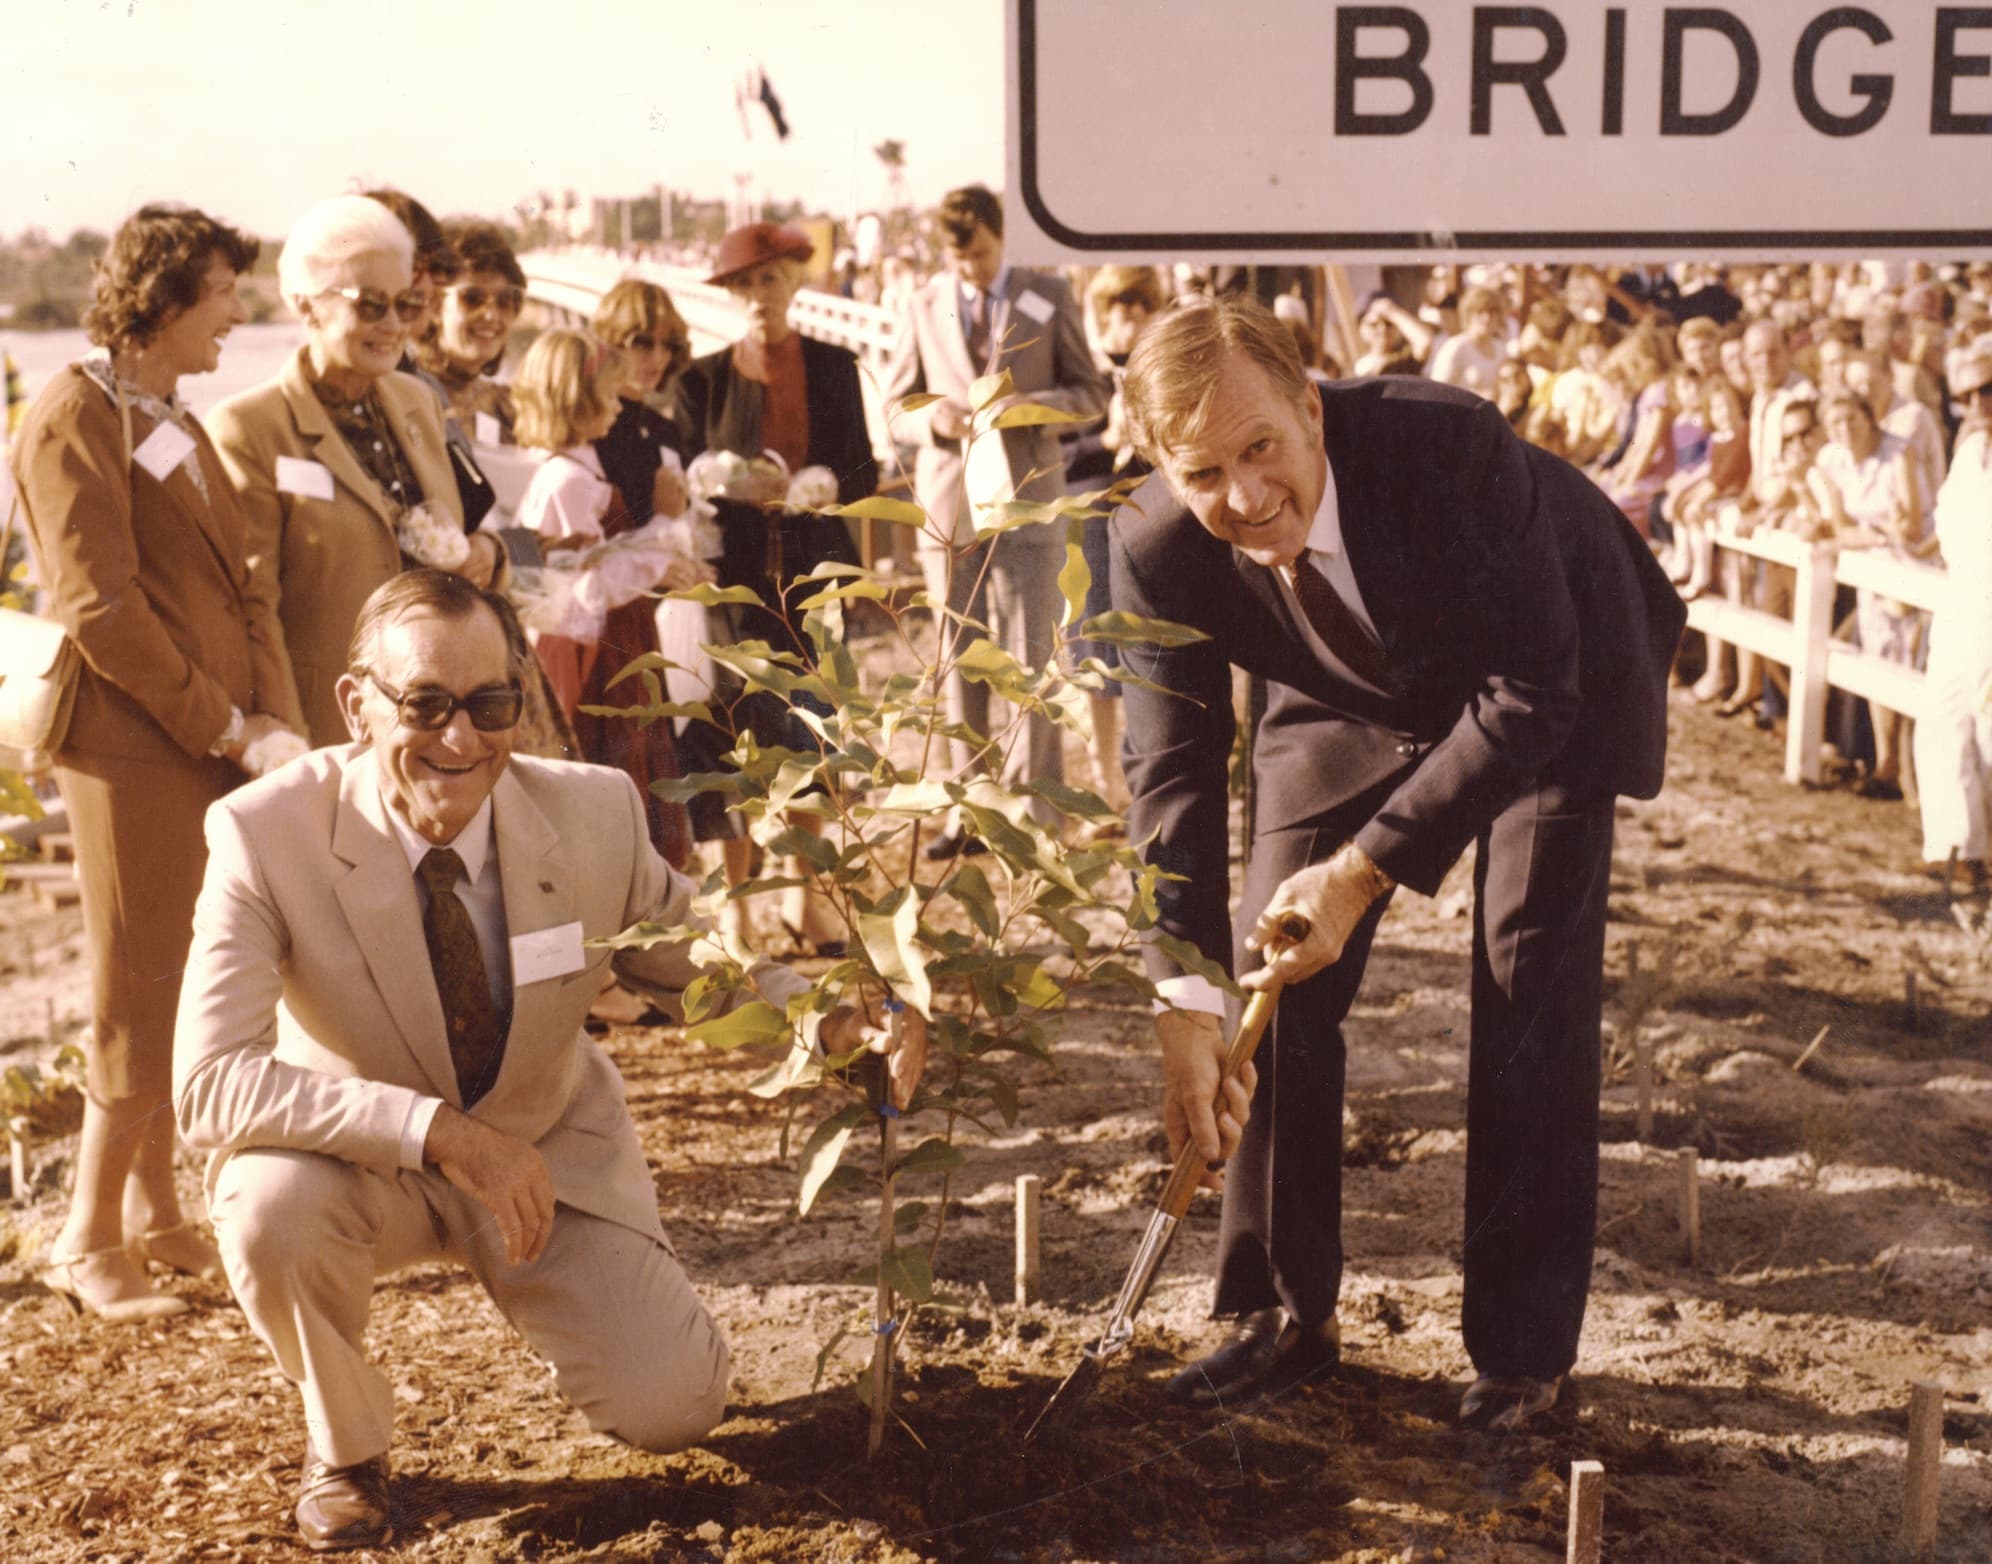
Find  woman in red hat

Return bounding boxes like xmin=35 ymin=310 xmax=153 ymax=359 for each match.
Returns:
xmin=675 ymin=223 xmax=875 ymax=952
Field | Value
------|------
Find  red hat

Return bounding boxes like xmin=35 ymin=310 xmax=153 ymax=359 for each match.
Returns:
xmin=707 ymin=223 xmax=813 ymax=285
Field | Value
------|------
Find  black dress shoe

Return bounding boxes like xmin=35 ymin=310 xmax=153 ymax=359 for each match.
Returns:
xmin=1458 ymin=1373 xmax=1564 ymax=1433
xmin=1163 ymin=1307 xmax=1341 ymax=1408
xmin=922 ymin=829 xmax=988 ymax=861
xmin=296 ymin=1444 xmax=392 ymax=1552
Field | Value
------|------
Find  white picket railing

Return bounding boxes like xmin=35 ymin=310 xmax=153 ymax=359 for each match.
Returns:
xmin=1686 ymin=528 xmax=1943 ymax=784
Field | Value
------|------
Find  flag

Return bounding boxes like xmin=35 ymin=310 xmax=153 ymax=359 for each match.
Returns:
xmin=756 ymin=70 xmax=790 ymax=140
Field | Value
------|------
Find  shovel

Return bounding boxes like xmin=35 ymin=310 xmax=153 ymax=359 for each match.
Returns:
xmin=1023 ymin=914 xmax=1309 ymax=1443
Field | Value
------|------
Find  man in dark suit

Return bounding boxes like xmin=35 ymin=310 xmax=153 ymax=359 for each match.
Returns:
xmin=1110 ymin=295 xmax=1683 ymax=1430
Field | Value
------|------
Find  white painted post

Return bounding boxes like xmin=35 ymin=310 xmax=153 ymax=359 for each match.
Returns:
xmin=1786 ymin=539 xmax=1836 ymax=785
xmin=1015 ymin=1174 xmax=1041 ymax=1306
xmin=1566 ymin=1460 xmax=1604 ymax=1564
xmin=1903 ymin=1382 xmax=1943 ymax=1554
xmin=7 ymin=1122 xmax=26 ymax=1207
xmin=1678 ymin=1148 xmax=1701 ymax=1268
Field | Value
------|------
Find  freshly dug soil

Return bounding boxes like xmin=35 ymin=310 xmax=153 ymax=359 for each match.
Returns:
xmin=2 ymin=694 xmax=1989 ymax=1563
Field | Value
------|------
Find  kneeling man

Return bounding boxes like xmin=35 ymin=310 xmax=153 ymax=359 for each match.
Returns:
xmin=174 ymin=570 xmax=916 ymax=1549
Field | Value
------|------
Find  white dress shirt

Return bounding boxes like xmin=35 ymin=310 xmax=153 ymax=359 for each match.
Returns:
xmin=382 ymin=795 xmax=508 ymax=1166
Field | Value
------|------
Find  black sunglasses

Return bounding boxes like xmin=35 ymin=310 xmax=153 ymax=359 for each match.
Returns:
xmin=364 ymin=671 xmax=523 ymax=732
xmin=453 ymin=283 xmax=525 ymax=314
xmin=325 ymin=286 xmax=428 ymax=325
xmin=626 ymin=332 xmax=686 ymax=355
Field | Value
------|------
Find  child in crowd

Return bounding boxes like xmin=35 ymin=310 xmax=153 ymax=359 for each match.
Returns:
xmin=1664 ymin=378 xmax=1752 ymax=601
xmin=513 ymin=328 xmax=709 ymax=863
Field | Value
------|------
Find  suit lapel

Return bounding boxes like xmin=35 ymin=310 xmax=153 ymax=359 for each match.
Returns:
xmin=330 ymin=754 xmax=463 ymax=1104
xmin=932 ymin=280 xmax=980 ymax=391
xmin=279 ymin=351 xmax=400 ymax=537
xmin=490 ymin=767 xmax=576 ymax=1094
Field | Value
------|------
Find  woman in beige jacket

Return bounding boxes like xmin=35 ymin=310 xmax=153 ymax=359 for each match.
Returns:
xmin=11 ymin=204 xmax=307 ymax=1319
xmin=208 ymin=196 xmax=502 ymax=746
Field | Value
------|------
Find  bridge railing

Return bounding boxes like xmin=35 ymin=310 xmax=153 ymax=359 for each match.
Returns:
xmin=1686 ymin=527 xmax=1944 ymax=785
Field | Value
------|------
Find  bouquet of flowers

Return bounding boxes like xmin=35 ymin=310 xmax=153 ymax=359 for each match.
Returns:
xmin=395 ymin=501 xmax=471 ymax=571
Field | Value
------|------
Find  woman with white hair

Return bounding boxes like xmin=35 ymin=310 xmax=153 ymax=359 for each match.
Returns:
xmin=209 ymin=195 xmax=501 ymax=744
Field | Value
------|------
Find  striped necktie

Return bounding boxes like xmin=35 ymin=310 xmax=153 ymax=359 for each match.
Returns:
xmin=1290 ymin=556 xmax=1395 ymax=694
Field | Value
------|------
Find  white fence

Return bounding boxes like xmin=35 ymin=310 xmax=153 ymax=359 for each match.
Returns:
xmin=1687 ymin=530 xmax=1944 ymax=784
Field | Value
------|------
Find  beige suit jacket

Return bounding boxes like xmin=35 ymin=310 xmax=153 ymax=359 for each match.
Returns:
xmin=11 ymin=364 xmax=303 ymax=761
xmin=881 ymin=268 xmax=1107 ymax=545
xmin=173 ymin=745 xmax=696 ymax=1242
xmin=208 ymin=350 xmax=462 ymax=745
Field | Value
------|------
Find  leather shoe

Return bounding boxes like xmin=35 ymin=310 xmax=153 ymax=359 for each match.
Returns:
xmin=1164 ymin=1307 xmax=1340 ymax=1408
xmin=296 ymin=1445 xmax=392 ymax=1552
xmin=922 ymin=828 xmax=988 ymax=861
xmin=1458 ymin=1373 xmax=1564 ymax=1433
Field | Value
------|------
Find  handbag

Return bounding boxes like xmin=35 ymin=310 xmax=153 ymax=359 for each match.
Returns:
xmin=0 ymin=486 xmax=81 ymax=754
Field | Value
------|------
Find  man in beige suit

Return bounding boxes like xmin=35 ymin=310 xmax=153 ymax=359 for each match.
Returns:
xmin=174 ymin=570 xmax=922 ymax=1551
xmin=882 ymin=185 xmax=1108 ymax=853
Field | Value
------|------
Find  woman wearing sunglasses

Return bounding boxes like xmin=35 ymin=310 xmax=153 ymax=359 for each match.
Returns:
xmin=591 ymin=278 xmax=694 ymax=526
xmin=10 ymin=204 xmax=308 ymax=1319
xmin=417 ymin=220 xmax=528 ymax=445
xmin=210 ymin=196 xmax=503 ymax=747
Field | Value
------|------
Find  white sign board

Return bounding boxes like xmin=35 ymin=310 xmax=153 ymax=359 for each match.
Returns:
xmin=1006 ymin=0 xmax=1992 ymax=263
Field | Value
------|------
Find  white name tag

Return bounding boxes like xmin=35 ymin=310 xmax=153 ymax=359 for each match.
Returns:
xmin=132 ymin=422 xmax=196 ymax=482
xmin=475 ymin=412 xmax=504 ymax=448
xmin=1014 ymin=290 xmax=1055 ymax=326
xmin=510 ymin=919 xmax=586 ymax=986
xmin=275 ymin=455 xmax=335 ymax=501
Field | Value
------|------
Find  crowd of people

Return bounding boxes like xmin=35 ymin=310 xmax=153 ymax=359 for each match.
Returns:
xmin=4 ymin=177 xmax=1990 ymax=1550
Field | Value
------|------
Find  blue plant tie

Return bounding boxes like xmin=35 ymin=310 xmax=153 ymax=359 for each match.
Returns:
xmin=874 ymin=1317 xmax=899 ymax=1335
xmin=879 ymin=1103 xmax=901 ymax=1119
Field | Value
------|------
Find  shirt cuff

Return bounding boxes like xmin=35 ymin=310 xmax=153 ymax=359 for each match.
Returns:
xmin=399 ymin=1095 xmax=445 ymax=1170
xmin=1151 ymin=973 xmax=1226 ymax=1017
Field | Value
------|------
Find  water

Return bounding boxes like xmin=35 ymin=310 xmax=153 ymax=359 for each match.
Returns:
xmin=3 ymin=321 xmax=306 ymax=421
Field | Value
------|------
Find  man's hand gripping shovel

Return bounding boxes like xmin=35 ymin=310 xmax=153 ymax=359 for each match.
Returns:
xmin=1022 ymin=914 xmax=1310 ymax=1443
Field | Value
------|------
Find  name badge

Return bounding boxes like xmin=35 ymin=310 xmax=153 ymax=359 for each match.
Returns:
xmin=132 ymin=422 xmax=196 ymax=482
xmin=275 ymin=455 xmax=336 ymax=501
xmin=510 ymin=920 xmax=586 ymax=986
xmin=1014 ymin=290 xmax=1055 ymax=325
xmin=474 ymin=412 xmax=504 ymax=448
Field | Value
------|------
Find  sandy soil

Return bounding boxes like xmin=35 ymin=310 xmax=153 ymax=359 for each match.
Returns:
xmin=3 ymin=692 xmax=1990 ymax=1563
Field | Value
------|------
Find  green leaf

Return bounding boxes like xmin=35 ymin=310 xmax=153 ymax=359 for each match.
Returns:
xmin=1077 ymin=611 xmax=1211 ymax=647
xmin=747 ymin=1037 xmax=824 ymax=1098
xmin=826 ymin=494 xmax=928 ymax=528
xmin=893 ymin=1137 xmax=966 ymax=1179
xmin=811 ymin=1312 xmax=857 ymax=1392
xmin=857 ymin=888 xmax=933 ymax=1017
xmin=879 ymin=1244 xmax=935 ymax=1304
xmin=686 ymin=1000 xmax=788 ymax=1051
xmin=989 ymin=401 xmax=1096 ymax=429
xmin=666 ymin=582 xmax=768 ymax=608
xmin=892 ymin=1200 xmax=930 ymax=1234
xmin=795 ymin=579 xmax=894 ymax=610
xmin=895 ymin=391 xmax=944 ymax=412
xmin=945 ymin=862 xmax=1001 ymax=940
xmin=652 ymin=769 xmax=748 ymax=804
xmin=968 ymin=369 xmax=1014 ymax=411
xmin=1148 ymin=933 xmax=1242 ymax=998
xmin=797 ymin=1104 xmax=866 ymax=1215
xmin=1024 ymin=777 xmax=1117 ymax=822
xmin=577 ymin=700 xmax=712 ymax=725
xmin=1015 ymin=964 xmax=1066 ymax=1011
xmin=1057 ymin=534 xmax=1090 ymax=632
xmin=876 ymin=780 xmax=955 ymax=817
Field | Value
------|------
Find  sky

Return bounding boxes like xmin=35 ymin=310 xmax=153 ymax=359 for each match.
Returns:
xmin=1 ymin=0 xmax=1007 ymax=240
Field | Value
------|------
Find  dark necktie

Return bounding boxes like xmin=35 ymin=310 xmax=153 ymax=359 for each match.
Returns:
xmin=418 ymin=848 xmax=505 ymax=1105
xmin=1290 ymin=556 xmax=1396 ymax=694
xmin=965 ymin=288 xmax=992 ymax=370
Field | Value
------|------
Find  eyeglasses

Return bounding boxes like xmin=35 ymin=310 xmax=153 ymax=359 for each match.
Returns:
xmin=626 ymin=333 xmax=686 ymax=355
xmin=362 ymin=671 xmax=523 ymax=732
xmin=416 ymin=250 xmax=464 ymax=287
xmin=324 ymin=287 xmax=428 ymax=324
xmin=452 ymin=283 xmax=525 ymax=315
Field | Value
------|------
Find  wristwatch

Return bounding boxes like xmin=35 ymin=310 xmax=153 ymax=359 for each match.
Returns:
xmin=208 ymin=704 xmax=245 ymax=758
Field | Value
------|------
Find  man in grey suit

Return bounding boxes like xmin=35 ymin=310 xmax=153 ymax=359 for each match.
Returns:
xmin=883 ymin=185 xmax=1109 ymax=854
xmin=174 ymin=571 xmax=924 ymax=1550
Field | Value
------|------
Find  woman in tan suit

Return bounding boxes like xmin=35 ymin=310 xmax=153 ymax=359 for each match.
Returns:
xmin=11 ymin=204 xmax=308 ymax=1320
xmin=208 ymin=196 xmax=502 ymax=745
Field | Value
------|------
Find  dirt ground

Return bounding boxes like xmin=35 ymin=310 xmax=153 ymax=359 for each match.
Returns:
xmin=3 ymin=686 xmax=1991 ymax=1564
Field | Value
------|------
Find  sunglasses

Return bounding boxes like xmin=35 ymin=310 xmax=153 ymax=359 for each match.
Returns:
xmin=364 ymin=671 xmax=523 ymax=732
xmin=626 ymin=333 xmax=686 ymax=355
xmin=453 ymin=283 xmax=525 ymax=314
xmin=325 ymin=286 xmax=428 ymax=324
xmin=417 ymin=251 xmax=464 ymax=286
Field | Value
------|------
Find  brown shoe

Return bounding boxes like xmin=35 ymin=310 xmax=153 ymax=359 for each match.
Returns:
xmin=296 ymin=1445 xmax=391 ymax=1552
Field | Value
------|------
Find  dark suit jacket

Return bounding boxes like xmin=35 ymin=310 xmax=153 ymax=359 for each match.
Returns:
xmin=1110 ymin=377 xmax=1685 ymax=980
xmin=676 ymin=336 xmax=872 ymax=598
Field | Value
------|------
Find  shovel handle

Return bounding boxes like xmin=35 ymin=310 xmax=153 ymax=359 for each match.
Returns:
xmin=1154 ymin=914 xmax=1309 ymax=1223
